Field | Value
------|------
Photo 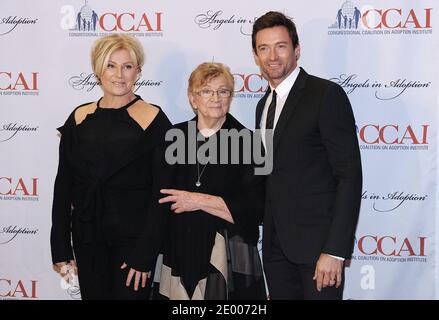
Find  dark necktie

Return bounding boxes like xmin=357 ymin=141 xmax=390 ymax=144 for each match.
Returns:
xmin=265 ymin=90 xmax=277 ymax=130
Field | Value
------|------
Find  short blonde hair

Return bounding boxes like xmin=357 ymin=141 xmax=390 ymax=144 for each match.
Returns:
xmin=91 ymin=34 xmax=144 ymax=78
xmin=188 ymin=62 xmax=235 ymax=93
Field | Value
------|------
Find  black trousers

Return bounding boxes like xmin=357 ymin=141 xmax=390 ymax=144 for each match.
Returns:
xmin=73 ymin=240 xmax=154 ymax=300
xmin=263 ymin=231 xmax=344 ymax=300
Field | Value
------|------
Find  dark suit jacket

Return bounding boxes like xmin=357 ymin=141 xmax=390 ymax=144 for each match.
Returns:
xmin=256 ymin=68 xmax=362 ymax=263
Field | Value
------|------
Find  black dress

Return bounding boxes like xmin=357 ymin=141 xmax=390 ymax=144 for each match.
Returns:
xmin=158 ymin=113 xmax=267 ymax=300
xmin=50 ymin=95 xmax=172 ymax=299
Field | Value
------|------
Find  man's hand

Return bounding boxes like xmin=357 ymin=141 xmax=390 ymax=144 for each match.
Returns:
xmin=312 ymin=253 xmax=343 ymax=292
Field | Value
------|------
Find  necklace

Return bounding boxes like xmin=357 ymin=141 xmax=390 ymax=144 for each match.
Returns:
xmin=195 ymin=138 xmax=210 ymax=187
xmin=196 ymin=162 xmax=208 ymax=187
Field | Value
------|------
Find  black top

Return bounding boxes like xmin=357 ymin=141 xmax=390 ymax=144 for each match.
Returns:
xmin=160 ymin=113 xmax=265 ymax=297
xmin=50 ymin=95 xmax=172 ymax=271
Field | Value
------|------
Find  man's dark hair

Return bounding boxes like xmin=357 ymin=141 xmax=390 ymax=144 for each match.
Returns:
xmin=252 ymin=11 xmax=299 ymax=52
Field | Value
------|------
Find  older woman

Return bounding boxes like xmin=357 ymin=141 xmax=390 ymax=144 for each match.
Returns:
xmin=157 ymin=62 xmax=266 ymax=299
xmin=50 ymin=34 xmax=171 ymax=299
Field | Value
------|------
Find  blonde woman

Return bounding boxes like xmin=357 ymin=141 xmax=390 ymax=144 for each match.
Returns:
xmin=50 ymin=34 xmax=171 ymax=299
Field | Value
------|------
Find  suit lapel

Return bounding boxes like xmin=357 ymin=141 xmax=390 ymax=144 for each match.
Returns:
xmin=255 ymin=89 xmax=271 ymax=129
xmin=273 ymin=68 xmax=308 ymax=152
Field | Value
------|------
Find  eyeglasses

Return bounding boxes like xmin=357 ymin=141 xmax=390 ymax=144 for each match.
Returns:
xmin=195 ymin=89 xmax=232 ymax=99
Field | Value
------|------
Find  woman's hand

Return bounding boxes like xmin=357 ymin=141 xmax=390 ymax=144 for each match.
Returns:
xmin=53 ymin=260 xmax=77 ymax=283
xmin=121 ymin=262 xmax=151 ymax=291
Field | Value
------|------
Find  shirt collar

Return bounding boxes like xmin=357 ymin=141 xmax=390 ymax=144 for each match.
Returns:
xmin=269 ymin=66 xmax=300 ymax=99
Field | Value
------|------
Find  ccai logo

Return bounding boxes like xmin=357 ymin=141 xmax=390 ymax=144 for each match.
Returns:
xmin=194 ymin=10 xmax=257 ymax=35
xmin=352 ymin=235 xmax=427 ymax=263
xmin=232 ymin=72 xmax=268 ymax=99
xmin=330 ymin=74 xmax=431 ymax=100
xmin=0 ymin=123 xmax=39 ymax=142
xmin=362 ymin=190 xmax=428 ymax=213
xmin=357 ymin=124 xmax=429 ymax=151
xmin=0 ymin=72 xmax=39 ymax=96
xmin=68 ymin=72 xmax=163 ymax=92
xmin=60 ymin=0 xmax=163 ymax=37
xmin=0 ymin=225 xmax=39 ymax=245
xmin=0 ymin=279 xmax=37 ymax=299
xmin=0 ymin=16 xmax=38 ymax=36
xmin=0 ymin=177 xmax=39 ymax=201
xmin=328 ymin=1 xmax=433 ymax=36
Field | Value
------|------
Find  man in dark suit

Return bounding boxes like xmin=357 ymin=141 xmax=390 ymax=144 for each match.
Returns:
xmin=252 ymin=11 xmax=362 ymax=299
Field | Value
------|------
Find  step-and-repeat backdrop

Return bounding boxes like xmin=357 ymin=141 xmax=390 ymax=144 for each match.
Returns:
xmin=1 ymin=0 xmax=437 ymax=299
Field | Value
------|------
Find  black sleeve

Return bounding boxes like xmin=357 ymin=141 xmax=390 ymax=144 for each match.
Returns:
xmin=50 ymin=114 xmax=75 ymax=264
xmin=125 ymin=144 xmax=172 ymax=272
xmin=319 ymin=83 xmax=363 ymax=258
xmin=222 ymin=134 xmax=265 ymax=241
xmin=222 ymin=168 xmax=265 ymax=237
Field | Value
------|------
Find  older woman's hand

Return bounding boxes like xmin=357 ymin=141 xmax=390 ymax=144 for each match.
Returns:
xmin=159 ymin=189 xmax=201 ymax=213
xmin=159 ymin=189 xmax=234 ymax=223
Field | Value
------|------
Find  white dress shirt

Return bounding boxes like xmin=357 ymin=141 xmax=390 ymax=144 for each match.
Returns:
xmin=260 ymin=66 xmax=300 ymax=148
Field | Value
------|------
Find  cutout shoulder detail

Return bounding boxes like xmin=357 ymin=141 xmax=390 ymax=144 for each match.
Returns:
xmin=74 ymin=102 xmax=98 ymax=125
